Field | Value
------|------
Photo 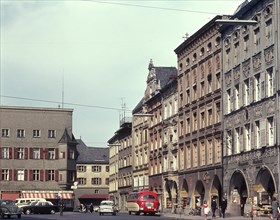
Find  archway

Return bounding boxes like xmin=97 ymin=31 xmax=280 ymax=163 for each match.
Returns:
xmin=181 ymin=179 xmax=189 ymax=208
xmin=193 ymin=180 xmax=205 ymax=209
xmin=211 ymin=175 xmax=222 ymax=207
xmin=255 ymin=167 xmax=276 ymax=205
xmin=229 ymin=170 xmax=248 ymax=216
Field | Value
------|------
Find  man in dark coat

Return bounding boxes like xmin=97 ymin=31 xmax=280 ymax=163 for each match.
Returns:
xmin=211 ymin=198 xmax=217 ymax=218
xmin=220 ymin=197 xmax=227 ymax=218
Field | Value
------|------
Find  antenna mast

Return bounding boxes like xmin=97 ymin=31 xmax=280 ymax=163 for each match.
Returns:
xmin=62 ymin=70 xmax=64 ymax=108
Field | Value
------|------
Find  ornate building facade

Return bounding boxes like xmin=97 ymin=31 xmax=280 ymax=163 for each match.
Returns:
xmin=220 ymin=0 xmax=280 ymax=216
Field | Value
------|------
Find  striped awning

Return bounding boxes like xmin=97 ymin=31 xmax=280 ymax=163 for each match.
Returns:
xmin=22 ymin=191 xmax=73 ymax=199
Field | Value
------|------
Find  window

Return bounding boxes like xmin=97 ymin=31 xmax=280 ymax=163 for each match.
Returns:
xmin=33 ymin=130 xmax=40 ymax=138
xmin=244 ymin=35 xmax=249 ymax=56
xmin=234 ymin=42 xmax=240 ymax=65
xmin=193 ymin=144 xmax=198 ymax=167
xmin=94 ymin=190 xmax=99 ymax=194
xmin=48 ymin=130 xmax=56 ymax=138
xmin=2 ymin=169 xmax=9 ymax=181
xmin=17 ymin=170 xmax=24 ymax=181
xmin=48 ymin=170 xmax=55 ymax=181
xmin=216 ymin=102 xmax=221 ymax=123
xmin=234 ymin=128 xmax=241 ymax=154
xmin=186 ymin=118 xmax=190 ymax=134
xmin=225 ymin=49 xmax=230 ymax=70
xmin=77 ymin=166 xmax=86 ymax=172
xmin=2 ymin=147 xmax=9 ymax=159
xmin=208 ymin=140 xmax=213 ymax=164
xmin=17 ymin=148 xmax=24 ymax=159
xmin=254 ymin=74 xmax=261 ymax=102
xmin=48 ymin=148 xmax=55 ymax=160
xmin=33 ymin=148 xmax=40 ymax=159
xmin=255 ymin=121 xmax=260 ymax=148
xmin=186 ymin=89 xmax=190 ymax=104
xmin=186 ymin=146 xmax=191 ymax=169
xmin=243 ymin=79 xmax=250 ymax=105
xmin=207 ymin=109 xmax=212 ymax=126
xmin=92 ymin=178 xmax=102 ymax=185
xmin=105 ymin=178 xmax=109 ymax=185
xmin=78 ymin=178 xmax=86 ymax=185
xmin=267 ymin=68 xmax=273 ymax=97
xmin=265 ymin=19 xmax=273 ymax=44
xmin=244 ymin=124 xmax=251 ymax=151
xmin=92 ymin=166 xmax=101 ymax=172
xmin=226 ymin=89 xmax=231 ymax=114
xmin=68 ymin=149 xmax=75 ymax=159
xmin=17 ymin=129 xmax=25 ymax=138
xmin=201 ymin=142 xmax=205 ymax=166
xmin=226 ymin=130 xmax=232 ymax=155
xmin=216 ymin=138 xmax=222 ymax=163
xmin=267 ymin=117 xmax=274 ymax=146
xmin=193 ymin=112 xmax=197 ymax=130
xmin=234 ymin=84 xmax=240 ymax=110
xmin=200 ymin=112 xmax=205 ymax=128
xmin=2 ymin=129 xmax=9 ymax=137
xmin=216 ymin=73 xmax=221 ymax=89
xmin=253 ymin=28 xmax=261 ymax=53
xmin=201 ymin=81 xmax=205 ymax=97
xmin=33 ymin=170 xmax=40 ymax=181
xmin=106 ymin=166 xmax=109 ymax=172
xmin=193 ymin=84 xmax=197 ymax=100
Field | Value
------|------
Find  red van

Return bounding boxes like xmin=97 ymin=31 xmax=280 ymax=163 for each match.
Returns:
xmin=127 ymin=191 xmax=159 ymax=215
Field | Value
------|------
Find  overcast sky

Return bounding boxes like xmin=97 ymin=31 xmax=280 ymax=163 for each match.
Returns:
xmin=1 ymin=0 xmax=243 ymax=147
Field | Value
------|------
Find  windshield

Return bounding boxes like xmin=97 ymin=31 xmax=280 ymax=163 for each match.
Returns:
xmin=100 ymin=201 xmax=113 ymax=206
xmin=1 ymin=200 xmax=16 ymax=206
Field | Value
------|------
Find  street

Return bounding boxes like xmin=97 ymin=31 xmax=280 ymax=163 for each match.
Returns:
xmin=15 ymin=212 xmax=164 ymax=220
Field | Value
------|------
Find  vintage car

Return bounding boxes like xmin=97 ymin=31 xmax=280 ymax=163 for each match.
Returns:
xmin=21 ymin=201 xmax=59 ymax=215
xmin=0 ymin=199 xmax=22 ymax=219
xmin=99 ymin=200 xmax=117 ymax=216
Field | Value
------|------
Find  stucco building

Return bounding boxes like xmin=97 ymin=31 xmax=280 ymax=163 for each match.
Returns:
xmin=0 ymin=106 xmax=78 ymax=208
xmin=75 ymin=139 xmax=109 ymax=208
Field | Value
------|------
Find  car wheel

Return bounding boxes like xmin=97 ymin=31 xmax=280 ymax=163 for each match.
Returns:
xmin=25 ymin=209 xmax=31 ymax=215
xmin=50 ymin=210 xmax=55 ymax=214
xmin=99 ymin=212 xmax=101 ymax=216
xmin=7 ymin=215 xmax=11 ymax=219
xmin=113 ymin=212 xmax=116 ymax=216
xmin=17 ymin=214 xmax=21 ymax=219
xmin=129 ymin=211 xmax=131 ymax=215
xmin=1 ymin=213 xmax=4 ymax=219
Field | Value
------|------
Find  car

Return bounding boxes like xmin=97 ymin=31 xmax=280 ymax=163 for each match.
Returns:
xmin=15 ymin=198 xmax=46 ymax=208
xmin=21 ymin=201 xmax=59 ymax=215
xmin=0 ymin=199 xmax=22 ymax=219
xmin=98 ymin=200 xmax=117 ymax=216
xmin=94 ymin=206 xmax=99 ymax=212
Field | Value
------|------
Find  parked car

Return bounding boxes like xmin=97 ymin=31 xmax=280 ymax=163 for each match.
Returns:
xmin=0 ymin=199 xmax=22 ymax=219
xmin=15 ymin=198 xmax=46 ymax=208
xmin=22 ymin=201 xmax=59 ymax=215
xmin=99 ymin=200 xmax=117 ymax=216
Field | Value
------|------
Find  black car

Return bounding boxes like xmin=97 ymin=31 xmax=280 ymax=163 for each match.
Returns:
xmin=0 ymin=199 xmax=22 ymax=219
xmin=22 ymin=201 xmax=59 ymax=215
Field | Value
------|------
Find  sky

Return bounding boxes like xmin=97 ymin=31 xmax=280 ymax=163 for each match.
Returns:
xmin=1 ymin=0 xmax=243 ymax=147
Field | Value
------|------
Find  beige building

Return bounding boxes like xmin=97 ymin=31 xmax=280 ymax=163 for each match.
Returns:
xmin=75 ymin=139 xmax=109 ymax=208
xmin=0 ymin=106 xmax=77 ymax=208
xmin=174 ymin=15 xmax=224 ymax=211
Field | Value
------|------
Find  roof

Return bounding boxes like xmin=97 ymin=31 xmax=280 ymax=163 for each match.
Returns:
xmin=76 ymin=139 xmax=109 ymax=164
xmin=154 ymin=66 xmax=177 ymax=89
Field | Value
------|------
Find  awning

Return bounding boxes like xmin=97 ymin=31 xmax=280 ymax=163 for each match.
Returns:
xmin=2 ymin=192 xmax=20 ymax=200
xmin=79 ymin=194 xmax=108 ymax=199
xmin=22 ymin=191 xmax=73 ymax=199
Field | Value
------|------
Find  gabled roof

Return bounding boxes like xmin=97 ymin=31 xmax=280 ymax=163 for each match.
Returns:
xmin=76 ymin=139 xmax=109 ymax=164
xmin=154 ymin=67 xmax=178 ymax=89
xmin=58 ymin=128 xmax=77 ymax=144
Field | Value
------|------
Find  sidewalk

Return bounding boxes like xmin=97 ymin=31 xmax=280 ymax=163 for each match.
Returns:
xmin=161 ymin=212 xmax=271 ymax=220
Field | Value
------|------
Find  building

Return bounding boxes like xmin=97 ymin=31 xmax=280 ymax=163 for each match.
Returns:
xmin=143 ymin=60 xmax=177 ymax=211
xmin=219 ymin=0 xmax=280 ymax=216
xmin=108 ymin=118 xmax=132 ymax=211
xmin=174 ymin=15 xmax=224 ymax=212
xmin=0 ymin=106 xmax=78 ymax=208
xmin=75 ymin=139 xmax=109 ymax=208
xmin=132 ymin=99 xmax=149 ymax=192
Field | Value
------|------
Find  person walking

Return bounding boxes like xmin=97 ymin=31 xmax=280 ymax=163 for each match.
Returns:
xmin=89 ymin=203 xmax=94 ymax=213
xmin=203 ymin=200 xmax=210 ymax=220
xmin=220 ymin=197 xmax=227 ymax=218
xmin=58 ymin=199 xmax=64 ymax=216
xmin=211 ymin=198 xmax=217 ymax=218
xmin=271 ymin=197 xmax=279 ymax=220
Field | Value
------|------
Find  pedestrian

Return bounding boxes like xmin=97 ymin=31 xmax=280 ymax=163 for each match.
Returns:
xmin=203 ymin=200 xmax=210 ymax=220
xmin=89 ymin=203 xmax=94 ymax=213
xmin=271 ymin=197 xmax=279 ymax=220
xmin=58 ymin=199 xmax=64 ymax=216
xmin=211 ymin=197 xmax=217 ymax=218
xmin=220 ymin=197 xmax=227 ymax=218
